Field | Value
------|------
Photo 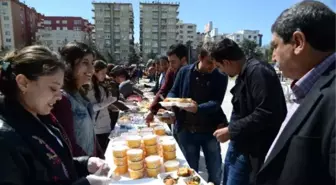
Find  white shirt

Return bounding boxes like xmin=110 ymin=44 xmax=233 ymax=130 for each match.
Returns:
xmin=264 ymin=101 xmax=300 ymax=161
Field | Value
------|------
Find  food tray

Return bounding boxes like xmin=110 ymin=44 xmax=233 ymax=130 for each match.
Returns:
xmin=157 ymin=171 xmax=207 ymax=185
xmin=159 ymin=102 xmax=176 ymax=108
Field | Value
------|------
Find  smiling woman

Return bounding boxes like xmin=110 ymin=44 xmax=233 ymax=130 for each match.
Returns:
xmin=0 ymin=45 xmax=107 ymax=185
xmin=51 ymin=42 xmax=104 ymax=158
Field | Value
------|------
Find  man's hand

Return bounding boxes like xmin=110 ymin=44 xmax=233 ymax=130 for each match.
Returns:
xmin=213 ymin=127 xmax=230 ymax=143
xmin=145 ymin=112 xmax=154 ymax=126
xmin=182 ymin=101 xmax=198 ymax=113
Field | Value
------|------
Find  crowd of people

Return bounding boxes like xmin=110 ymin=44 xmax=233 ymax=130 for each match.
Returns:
xmin=0 ymin=1 xmax=334 ymax=185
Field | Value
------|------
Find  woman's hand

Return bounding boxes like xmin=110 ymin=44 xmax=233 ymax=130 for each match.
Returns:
xmin=87 ymin=157 xmax=110 ymax=176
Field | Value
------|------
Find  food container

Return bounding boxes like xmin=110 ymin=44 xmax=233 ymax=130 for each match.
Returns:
xmin=112 ymin=145 xmax=128 ymax=158
xmin=161 ymin=140 xmax=176 ymax=152
xmin=113 ymin=156 xmax=127 ymax=166
xmin=146 ymin=167 xmax=161 ymax=177
xmin=164 ymin=160 xmax=180 ymax=172
xmin=126 ymin=135 xmax=142 ymax=148
xmin=140 ymin=131 xmax=154 ymax=137
xmin=128 ymin=160 xmax=144 ymax=171
xmin=129 ymin=168 xmax=144 ymax=179
xmin=127 ymin=149 xmax=144 ymax=162
xmin=145 ymin=144 xmax=158 ymax=155
xmin=142 ymin=134 xmax=157 ymax=146
xmin=145 ymin=155 xmax=161 ymax=169
xmin=163 ymin=150 xmax=176 ymax=161
xmin=115 ymin=165 xmax=128 ymax=175
xmin=154 ymin=126 xmax=166 ymax=136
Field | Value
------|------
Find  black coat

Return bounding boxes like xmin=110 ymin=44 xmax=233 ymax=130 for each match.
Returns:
xmin=256 ymin=62 xmax=336 ymax=185
xmin=229 ymin=58 xmax=287 ymax=182
xmin=0 ymin=99 xmax=90 ymax=185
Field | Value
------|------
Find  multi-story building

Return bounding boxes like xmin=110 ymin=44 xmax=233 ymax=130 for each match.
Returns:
xmin=0 ymin=0 xmax=42 ymax=50
xmin=36 ymin=16 xmax=92 ymax=51
xmin=176 ymin=21 xmax=197 ymax=49
xmin=226 ymin=30 xmax=263 ymax=46
xmin=140 ymin=2 xmax=179 ymax=61
xmin=92 ymin=2 xmax=134 ymax=63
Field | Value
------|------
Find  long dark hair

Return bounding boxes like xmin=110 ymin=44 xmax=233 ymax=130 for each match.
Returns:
xmin=92 ymin=60 xmax=109 ymax=103
xmin=59 ymin=41 xmax=95 ymax=94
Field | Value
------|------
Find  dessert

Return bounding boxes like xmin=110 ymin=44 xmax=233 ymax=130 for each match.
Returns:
xmin=113 ymin=156 xmax=127 ymax=166
xmin=128 ymin=160 xmax=144 ymax=171
xmin=163 ymin=175 xmax=179 ymax=185
xmin=126 ymin=135 xmax=142 ymax=148
xmin=161 ymin=140 xmax=176 ymax=152
xmin=142 ymin=134 xmax=157 ymax=146
xmin=163 ymin=150 xmax=176 ymax=161
xmin=177 ymin=167 xmax=194 ymax=177
xmin=115 ymin=165 xmax=128 ymax=175
xmin=164 ymin=160 xmax=180 ymax=172
xmin=154 ymin=126 xmax=166 ymax=136
xmin=145 ymin=155 xmax=161 ymax=169
xmin=129 ymin=168 xmax=144 ymax=179
xmin=112 ymin=145 xmax=128 ymax=158
xmin=145 ymin=144 xmax=158 ymax=155
xmin=127 ymin=149 xmax=144 ymax=162
xmin=146 ymin=167 xmax=161 ymax=177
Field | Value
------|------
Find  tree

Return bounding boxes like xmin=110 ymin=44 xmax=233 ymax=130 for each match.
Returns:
xmin=186 ymin=40 xmax=193 ymax=64
xmin=128 ymin=47 xmax=140 ymax=65
xmin=147 ymin=50 xmax=157 ymax=60
xmin=240 ymin=39 xmax=264 ymax=61
xmin=106 ymin=51 xmax=116 ymax=64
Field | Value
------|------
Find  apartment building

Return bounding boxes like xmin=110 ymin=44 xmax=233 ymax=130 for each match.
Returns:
xmin=140 ymin=2 xmax=179 ymax=61
xmin=92 ymin=2 xmax=134 ymax=63
xmin=35 ymin=16 xmax=92 ymax=51
xmin=176 ymin=21 xmax=197 ymax=49
xmin=0 ymin=0 xmax=42 ymax=50
xmin=226 ymin=30 xmax=263 ymax=46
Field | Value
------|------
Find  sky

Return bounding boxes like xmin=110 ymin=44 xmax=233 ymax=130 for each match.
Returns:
xmin=22 ymin=0 xmax=336 ymax=46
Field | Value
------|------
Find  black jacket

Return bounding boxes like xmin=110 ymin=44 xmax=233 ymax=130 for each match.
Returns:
xmin=256 ymin=60 xmax=335 ymax=185
xmin=229 ymin=58 xmax=287 ymax=180
xmin=0 ymin=99 xmax=90 ymax=185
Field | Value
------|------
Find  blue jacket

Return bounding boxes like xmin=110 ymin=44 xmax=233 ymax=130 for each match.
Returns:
xmin=168 ymin=63 xmax=228 ymax=132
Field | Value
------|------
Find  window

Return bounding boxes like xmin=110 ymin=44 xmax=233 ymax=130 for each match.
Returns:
xmin=248 ymin=35 xmax=251 ymax=39
xmin=5 ymin=31 xmax=10 ymax=36
xmin=4 ymin=24 xmax=10 ymax=28
xmin=3 ymin=16 xmax=9 ymax=21
xmin=187 ymin=31 xmax=193 ymax=34
xmin=2 ymin=2 xmax=8 ymax=6
xmin=62 ymin=20 xmax=67 ymax=24
xmin=57 ymin=40 xmax=62 ymax=44
xmin=63 ymin=27 xmax=68 ymax=30
xmin=236 ymin=39 xmax=240 ymax=42
xmin=56 ymin=20 xmax=60 ymax=24
xmin=56 ymin=27 xmax=60 ymax=30
xmin=254 ymin=36 xmax=257 ymax=39
xmin=5 ymin=38 xmax=11 ymax=42
xmin=44 ymin=20 xmax=51 ymax=25
xmin=74 ymin=20 xmax=82 ymax=25
xmin=187 ymin=25 xmax=193 ymax=29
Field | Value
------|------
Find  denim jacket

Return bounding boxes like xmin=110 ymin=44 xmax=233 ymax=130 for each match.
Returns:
xmin=63 ymin=91 xmax=95 ymax=156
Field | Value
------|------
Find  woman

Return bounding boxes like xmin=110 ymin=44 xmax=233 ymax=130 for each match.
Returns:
xmin=52 ymin=42 xmax=102 ymax=158
xmin=0 ymin=45 xmax=111 ymax=185
xmin=87 ymin=60 xmax=116 ymax=151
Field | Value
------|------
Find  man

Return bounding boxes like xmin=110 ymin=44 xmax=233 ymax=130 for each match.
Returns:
xmin=149 ymin=56 xmax=169 ymax=94
xmin=145 ymin=44 xmax=188 ymax=124
xmin=211 ymin=38 xmax=287 ymax=185
xmin=167 ymin=42 xmax=228 ymax=185
xmin=111 ymin=67 xmax=143 ymax=99
xmin=256 ymin=1 xmax=335 ymax=185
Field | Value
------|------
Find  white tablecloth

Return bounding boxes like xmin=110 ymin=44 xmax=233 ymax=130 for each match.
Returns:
xmin=104 ymin=125 xmax=189 ymax=185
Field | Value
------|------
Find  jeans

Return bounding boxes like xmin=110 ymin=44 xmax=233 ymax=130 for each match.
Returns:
xmin=177 ymin=129 xmax=222 ymax=185
xmin=222 ymin=142 xmax=251 ymax=185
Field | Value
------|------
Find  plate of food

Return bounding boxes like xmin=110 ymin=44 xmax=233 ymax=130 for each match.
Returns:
xmin=160 ymin=98 xmax=195 ymax=108
xmin=158 ymin=167 xmax=206 ymax=185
